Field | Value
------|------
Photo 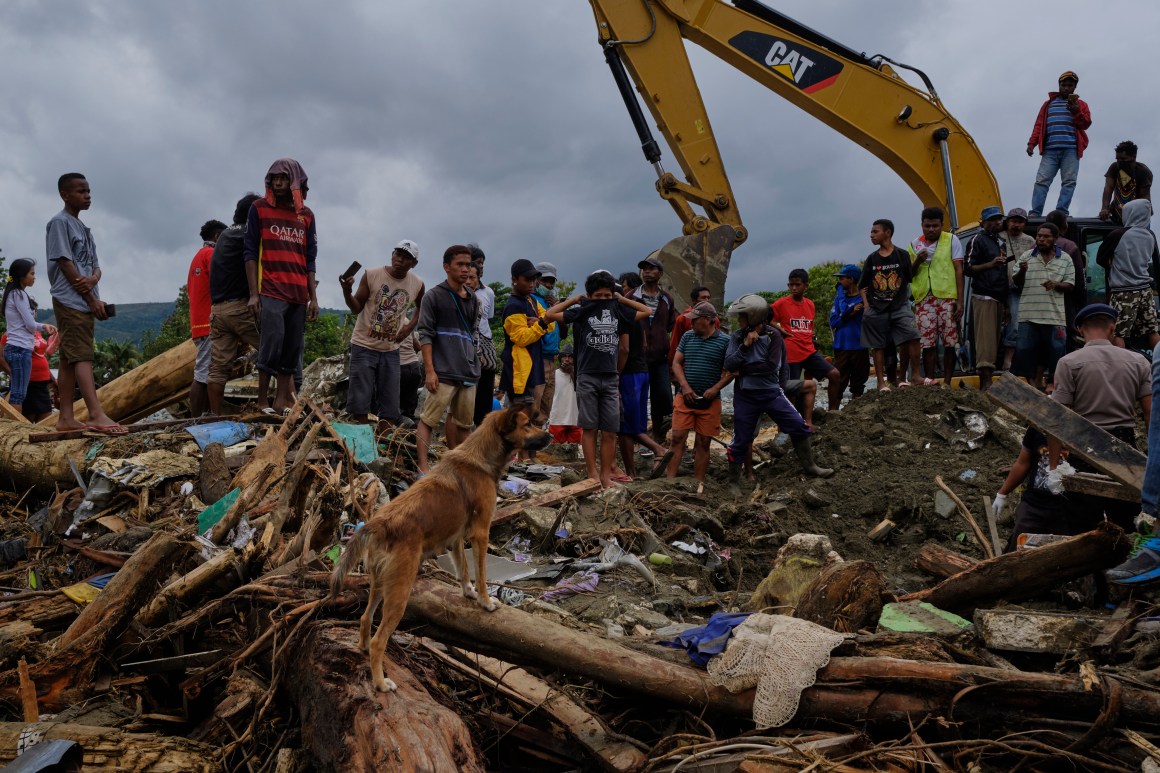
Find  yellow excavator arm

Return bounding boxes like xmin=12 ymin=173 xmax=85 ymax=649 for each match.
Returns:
xmin=588 ymin=0 xmax=1002 ymax=304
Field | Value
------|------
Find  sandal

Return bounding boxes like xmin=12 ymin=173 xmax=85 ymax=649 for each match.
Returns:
xmin=879 ymin=385 xmax=892 ymax=392
xmin=920 ymin=378 xmax=939 ymax=386
xmin=89 ymin=423 xmax=129 ymax=435
xmin=610 ymin=472 xmax=634 ymax=483
xmin=898 ymin=381 xmax=912 ymax=388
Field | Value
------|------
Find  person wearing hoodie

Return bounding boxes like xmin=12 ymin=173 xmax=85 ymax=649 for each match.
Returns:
xmin=1026 ymin=71 xmax=1092 ymax=217
xmin=1097 ymin=198 xmax=1160 ymax=350
xmin=243 ymin=159 xmax=319 ymax=414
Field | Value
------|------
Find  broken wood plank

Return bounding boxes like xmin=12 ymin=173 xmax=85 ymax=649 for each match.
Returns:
xmin=987 ymin=372 xmax=1146 ymax=492
xmin=17 ymin=658 xmax=37 ymax=722
xmin=493 ymin=478 xmax=602 ymax=524
xmin=0 ymin=400 xmax=30 ymax=424
xmin=1062 ymin=472 xmax=1140 ymax=502
xmin=974 ymin=607 xmax=1103 ymax=654
xmin=287 ymin=624 xmax=486 ymax=773
xmin=1091 ymin=601 xmax=1142 ymax=658
xmin=134 ymin=548 xmax=240 ymax=628
xmin=982 ymin=495 xmax=1004 ymax=556
xmin=901 ymin=523 xmax=1128 ymax=614
xmin=914 ymin=543 xmax=979 ymax=579
xmin=468 ymin=652 xmax=646 ymax=772
xmin=0 ymin=722 xmax=218 ymax=771
xmin=868 ymin=519 xmax=895 ymax=542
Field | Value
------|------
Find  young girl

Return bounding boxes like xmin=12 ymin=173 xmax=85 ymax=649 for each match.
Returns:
xmin=3 ymin=259 xmax=57 ymax=410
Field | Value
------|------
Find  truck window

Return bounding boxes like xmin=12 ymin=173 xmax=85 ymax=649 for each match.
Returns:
xmin=1081 ymin=231 xmax=1105 ymax=306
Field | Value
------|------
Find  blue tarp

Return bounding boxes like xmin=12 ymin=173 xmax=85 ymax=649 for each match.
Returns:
xmin=185 ymin=421 xmax=253 ymax=450
xmin=331 ymin=422 xmax=378 ymax=464
xmin=658 ymin=612 xmax=751 ymax=667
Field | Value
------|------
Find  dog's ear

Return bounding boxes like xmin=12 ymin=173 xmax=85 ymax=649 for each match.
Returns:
xmin=498 ymin=405 xmax=525 ymax=434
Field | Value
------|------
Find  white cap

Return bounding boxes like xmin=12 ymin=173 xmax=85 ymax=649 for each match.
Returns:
xmin=394 ymin=240 xmax=419 ymax=260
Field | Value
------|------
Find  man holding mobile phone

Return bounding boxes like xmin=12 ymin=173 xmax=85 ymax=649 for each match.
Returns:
xmin=1027 ymin=71 xmax=1092 ymax=217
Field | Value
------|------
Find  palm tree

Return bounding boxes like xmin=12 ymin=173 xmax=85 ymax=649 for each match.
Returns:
xmin=94 ymin=340 xmax=141 ymax=384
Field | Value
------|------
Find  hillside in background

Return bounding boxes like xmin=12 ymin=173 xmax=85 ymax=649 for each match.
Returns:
xmin=40 ymin=302 xmax=175 ymax=343
xmin=40 ymin=303 xmax=349 ymax=345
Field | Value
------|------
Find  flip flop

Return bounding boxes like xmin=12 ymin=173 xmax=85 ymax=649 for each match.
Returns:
xmin=260 ymin=407 xmax=277 ymax=416
xmin=920 ymin=378 xmax=939 ymax=386
xmin=879 ymin=385 xmax=892 ymax=393
xmin=610 ymin=472 xmax=634 ymax=483
xmin=648 ymin=450 xmax=675 ymax=480
xmin=898 ymin=381 xmax=912 ymax=388
xmin=90 ymin=423 xmax=129 ymax=436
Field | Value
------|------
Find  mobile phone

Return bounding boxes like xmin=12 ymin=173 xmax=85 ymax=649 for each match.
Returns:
xmin=105 ymin=303 xmax=117 ymax=318
xmin=341 ymin=261 xmax=362 ymax=280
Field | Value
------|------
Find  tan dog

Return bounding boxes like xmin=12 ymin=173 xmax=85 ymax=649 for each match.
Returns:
xmin=330 ymin=406 xmax=551 ymax=692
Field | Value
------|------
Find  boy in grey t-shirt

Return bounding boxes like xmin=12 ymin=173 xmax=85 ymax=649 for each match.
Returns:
xmin=45 ymin=173 xmax=122 ymax=434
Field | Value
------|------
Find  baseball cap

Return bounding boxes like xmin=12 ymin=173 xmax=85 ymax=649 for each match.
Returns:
xmin=1058 ymin=70 xmax=1079 ymax=84
xmin=981 ymin=206 xmax=1003 ymax=222
xmin=394 ymin=240 xmax=419 ymax=260
xmin=1005 ymin=208 xmax=1028 ymax=221
xmin=833 ymin=263 xmax=861 ymax=280
xmin=683 ymin=301 xmax=718 ymax=320
xmin=1074 ymin=303 xmax=1117 ymax=327
xmin=511 ymin=258 xmax=540 ymax=280
xmin=535 ymin=261 xmax=558 ymax=280
xmin=638 ymin=253 xmax=664 ymax=270
xmin=559 ymin=342 xmax=574 ymax=356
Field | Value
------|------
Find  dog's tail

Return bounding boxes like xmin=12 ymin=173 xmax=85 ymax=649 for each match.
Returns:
xmin=329 ymin=526 xmax=370 ymax=600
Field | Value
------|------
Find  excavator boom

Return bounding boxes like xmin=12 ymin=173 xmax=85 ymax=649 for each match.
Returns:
xmin=588 ymin=0 xmax=1002 ymax=305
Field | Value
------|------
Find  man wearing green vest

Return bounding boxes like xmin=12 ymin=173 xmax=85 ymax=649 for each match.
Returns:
xmin=908 ymin=206 xmax=965 ymax=385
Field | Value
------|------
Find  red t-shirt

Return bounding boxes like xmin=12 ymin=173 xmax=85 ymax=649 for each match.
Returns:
xmin=188 ymin=243 xmax=214 ymax=338
xmin=770 ymin=296 xmax=816 ymax=363
xmin=1 ymin=331 xmax=52 ymax=381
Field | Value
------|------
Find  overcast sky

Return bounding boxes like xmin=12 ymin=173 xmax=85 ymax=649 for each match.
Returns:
xmin=2 ymin=1 xmax=1154 ymax=310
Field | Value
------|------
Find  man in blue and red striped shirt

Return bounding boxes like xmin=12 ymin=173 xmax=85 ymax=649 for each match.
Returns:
xmin=244 ymin=158 xmax=319 ymax=414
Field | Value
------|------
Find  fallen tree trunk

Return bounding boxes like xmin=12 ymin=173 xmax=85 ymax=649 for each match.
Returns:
xmin=0 ymin=722 xmax=218 ymax=771
xmin=900 ymin=523 xmax=1128 ymax=614
xmin=38 ymin=338 xmax=196 ymax=427
xmin=0 ymin=422 xmax=91 ymax=489
xmin=395 ymin=577 xmax=1160 ymax=727
xmin=287 ymin=624 xmax=485 ymax=773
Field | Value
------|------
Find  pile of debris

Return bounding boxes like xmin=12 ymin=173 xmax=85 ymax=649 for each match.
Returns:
xmin=0 ymin=348 xmax=1156 ymax=771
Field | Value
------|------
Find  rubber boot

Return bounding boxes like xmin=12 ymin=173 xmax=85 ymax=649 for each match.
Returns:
xmin=727 ymin=462 xmax=742 ymax=497
xmin=792 ymin=436 xmax=833 ymax=478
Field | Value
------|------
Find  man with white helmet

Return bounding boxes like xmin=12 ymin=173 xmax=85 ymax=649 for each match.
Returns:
xmin=724 ymin=294 xmax=833 ymax=494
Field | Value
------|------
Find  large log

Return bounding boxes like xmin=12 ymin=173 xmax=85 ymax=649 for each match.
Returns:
xmin=37 ymin=338 xmax=196 ymax=427
xmin=987 ymin=372 xmax=1146 ymax=492
xmin=287 ymin=625 xmax=485 ymax=773
xmin=0 ymin=422 xmax=91 ymax=489
xmin=399 ymin=577 xmax=1160 ymax=727
xmin=901 ymin=523 xmax=1128 ymax=614
xmin=0 ymin=722 xmax=218 ymax=771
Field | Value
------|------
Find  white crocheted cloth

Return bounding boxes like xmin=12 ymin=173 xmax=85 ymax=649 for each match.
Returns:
xmin=707 ymin=613 xmax=849 ymax=728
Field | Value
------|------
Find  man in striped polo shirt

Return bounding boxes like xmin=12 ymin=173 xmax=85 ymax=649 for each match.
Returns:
xmin=1027 ymin=71 xmax=1092 ymax=216
xmin=244 ymin=159 xmax=319 ymax=414
xmin=1011 ymin=223 xmax=1074 ymax=390
xmin=666 ymin=301 xmax=732 ymax=492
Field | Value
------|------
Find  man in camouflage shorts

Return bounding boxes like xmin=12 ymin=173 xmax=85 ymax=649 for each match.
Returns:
xmin=1097 ymin=199 xmax=1159 ymax=350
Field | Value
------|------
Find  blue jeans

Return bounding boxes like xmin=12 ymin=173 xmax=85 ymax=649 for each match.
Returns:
xmin=1012 ymin=322 xmax=1066 ymax=382
xmin=727 ymin=388 xmax=810 ymax=464
xmin=1144 ymin=341 xmax=1160 ymax=517
xmin=1030 ymin=148 xmax=1079 ymax=215
xmin=4 ymin=345 xmax=31 ymax=405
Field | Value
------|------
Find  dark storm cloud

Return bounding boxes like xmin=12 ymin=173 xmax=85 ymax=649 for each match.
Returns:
xmin=1 ymin=1 xmax=1156 ymax=309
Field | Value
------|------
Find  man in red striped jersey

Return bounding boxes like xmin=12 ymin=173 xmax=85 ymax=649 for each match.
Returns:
xmin=243 ymin=159 xmax=319 ymax=414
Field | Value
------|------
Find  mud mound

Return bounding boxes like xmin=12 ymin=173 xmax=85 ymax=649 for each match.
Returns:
xmin=729 ymin=386 xmax=1025 ymax=592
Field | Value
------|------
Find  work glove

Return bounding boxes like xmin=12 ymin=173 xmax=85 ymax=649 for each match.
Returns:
xmin=992 ymin=493 xmax=1007 ymax=523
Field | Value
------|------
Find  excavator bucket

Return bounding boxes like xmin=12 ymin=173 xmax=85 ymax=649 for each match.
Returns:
xmin=651 ymin=224 xmax=738 ymax=311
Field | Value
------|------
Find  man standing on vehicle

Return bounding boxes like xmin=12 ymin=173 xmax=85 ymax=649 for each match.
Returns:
xmin=1027 ymin=71 xmax=1091 ymax=217
xmin=964 ymin=206 xmax=1008 ymax=392
xmin=631 ymin=254 xmax=676 ymax=444
xmin=908 ymin=206 xmax=965 ymax=385
xmin=1101 ymin=140 xmax=1152 ymax=226
xmin=1012 ymin=223 xmax=1074 ymax=390
xmin=1000 ymin=209 xmax=1036 ymax=371
xmin=1096 ymin=199 xmax=1160 ymax=351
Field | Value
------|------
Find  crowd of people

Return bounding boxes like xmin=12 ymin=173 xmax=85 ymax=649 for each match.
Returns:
xmin=2 ymin=67 xmax=1158 ymax=582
